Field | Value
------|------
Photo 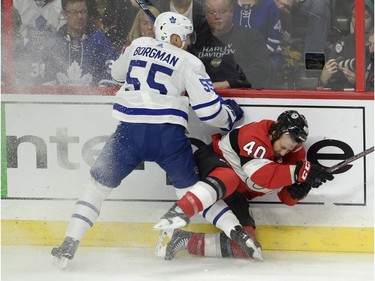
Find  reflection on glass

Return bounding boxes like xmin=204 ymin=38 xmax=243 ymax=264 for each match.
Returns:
xmin=2 ymin=0 xmax=373 ymax=91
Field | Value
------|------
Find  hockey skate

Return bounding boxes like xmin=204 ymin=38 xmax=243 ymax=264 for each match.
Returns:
xmin=51 ymin=236 xmax=80 ymax=269
xmin=153 ymin=203 xmax=190 ymax=230
xmin=230 ymin=226 xmax=263 ymax=261
xmin=155 ymin=229 xmax=192 ymax=260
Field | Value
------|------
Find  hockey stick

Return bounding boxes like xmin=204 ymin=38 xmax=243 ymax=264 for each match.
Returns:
xmin=135 ymin=0 xmax=156 ymax=23
xmin=326 ymin=146 xmax=374 ymax=173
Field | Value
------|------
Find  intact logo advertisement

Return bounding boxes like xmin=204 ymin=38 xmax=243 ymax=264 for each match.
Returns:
xmin=2 ymin=101 xmax=373 ymax=206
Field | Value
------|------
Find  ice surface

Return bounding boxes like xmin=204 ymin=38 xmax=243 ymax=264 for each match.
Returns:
xmin=1 ymin=246 xmax=373 ymax=281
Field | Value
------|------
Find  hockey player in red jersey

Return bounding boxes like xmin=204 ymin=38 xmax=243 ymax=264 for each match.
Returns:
xmin=154 ymin=110 xmax=334 ymax=261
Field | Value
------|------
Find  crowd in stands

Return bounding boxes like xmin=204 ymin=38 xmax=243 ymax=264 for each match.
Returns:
xmin=319 ymin=0 xmax=374 ymax=90
xmin=2 ymin=0 xmax=374 ymax=90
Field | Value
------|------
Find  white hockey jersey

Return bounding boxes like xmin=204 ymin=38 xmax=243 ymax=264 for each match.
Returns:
xmin=111 ymin=37 xmax=231 ymax=130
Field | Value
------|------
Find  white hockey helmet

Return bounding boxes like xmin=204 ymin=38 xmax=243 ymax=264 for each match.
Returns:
xmin=154 ymin=12 xmax=194 ymax=47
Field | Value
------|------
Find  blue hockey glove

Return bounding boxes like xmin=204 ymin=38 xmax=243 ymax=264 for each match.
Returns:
xmin=222 ymin=99 xmax=244 ymax=131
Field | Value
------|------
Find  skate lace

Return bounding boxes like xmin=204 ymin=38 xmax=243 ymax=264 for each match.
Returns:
xmin=167 ymin=230 xmax=190 ymax=258
xmin=171 ymin=234 xmax=188 ymax=251
xmin=163 ymin=205 xmax=188 ymax=223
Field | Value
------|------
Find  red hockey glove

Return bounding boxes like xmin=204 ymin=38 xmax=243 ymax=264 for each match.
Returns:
xmin=294 ymin=160 xmax=334 ymax=188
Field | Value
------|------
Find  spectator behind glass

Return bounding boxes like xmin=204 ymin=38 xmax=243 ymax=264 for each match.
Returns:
xmin=367 ymin=30 xmax=374 ymax=91
xmin=275 ymin=0 xmax=331 ymax=54
xmin=275 ymin=0 xmax=292 ymax=42
xmin=125 ymin=6 xmax=160 ymax=46
xmin=189 ymin=0 xmax=271 ymax=89
xmin=152 ymin=0 xmax=206 ymax=31
xmin=41 ymin=0 xmax=116 ymax=86
xmin=88 ymin=0 xmax=138 ymax=55
xmin=12 ymin=0 xmax=66 ymax=85
xmin=232 ymin=0 xmax=283 ymax=88
xmin=13 ymin=0 xmax=65 ymax=46
xmin=2 ymin=8 xmax=25 ymax=85
xmin=319 ymin=1 xmax=374 ymax=90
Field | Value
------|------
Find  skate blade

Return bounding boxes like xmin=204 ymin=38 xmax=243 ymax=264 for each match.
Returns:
xmin=153 ymin=219 xmax=187 ymax=231
xmin=155 ymin=230 xmax=174 ymax=258
xmin=53 ymin=256 xmax=70 ymax=269
xmin=245 ymin=239 xmax=264 ymax=261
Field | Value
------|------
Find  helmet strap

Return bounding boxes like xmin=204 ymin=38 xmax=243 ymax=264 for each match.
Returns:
xmin=177 ymin=34 xmax=187 ymax=49
xmin=170 ymin=34 xmax=185 ymax=49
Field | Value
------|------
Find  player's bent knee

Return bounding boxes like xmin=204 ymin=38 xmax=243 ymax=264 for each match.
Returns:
xmin=208 ymin=167 xmax=239 ymax=198
xmin=89 ymin=166 xmax=121 ymax=188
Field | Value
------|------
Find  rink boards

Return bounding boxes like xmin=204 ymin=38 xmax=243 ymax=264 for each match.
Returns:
xmin=1 ymin=93 xmax=374 ymax=252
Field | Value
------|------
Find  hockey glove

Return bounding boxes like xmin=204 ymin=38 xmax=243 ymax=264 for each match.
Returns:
xmin=294 ymin=160 xmax=334 ymax=188
xmin=222 ymin=99 xmax=244 ymax=131
xmin=287 ymin=182 xmax=311 ymax=200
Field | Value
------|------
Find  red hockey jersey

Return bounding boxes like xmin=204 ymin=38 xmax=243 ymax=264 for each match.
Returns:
xmin=212 ymin=119 xmax=306 ymax=206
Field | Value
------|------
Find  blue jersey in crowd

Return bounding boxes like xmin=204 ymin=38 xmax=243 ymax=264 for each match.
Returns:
xmin=43 ymin=25 xmax=116 ymax=86
xmin=232 ymin=0 xmax=282 ymax=55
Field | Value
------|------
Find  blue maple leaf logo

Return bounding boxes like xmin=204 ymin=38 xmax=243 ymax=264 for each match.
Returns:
xmin=169 ymin=16 xmax=176 ymax=23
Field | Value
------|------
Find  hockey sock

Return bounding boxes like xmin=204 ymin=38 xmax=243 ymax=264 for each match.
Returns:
xmin=187 ymin=226 xmax=257 ymax=259
xmin=176 ymin=191 xmax=203 ymax=217
xmin=176 ymin=179 xmax=221 ymax=217
xmin=187 ymin=232 xmax=222 ymax=257
xmin=187 ymin=232 xmax=206 ymax=256
xmin=203 ymin=200 xmax=241 ymax=238
xmin=66 ymin=179 xmax=113 ymax=241
xmin=176 ymin=172 xmax=236 ymax=218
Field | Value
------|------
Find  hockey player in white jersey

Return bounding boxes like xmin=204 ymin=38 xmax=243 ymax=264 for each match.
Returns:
xmin=51 ymin=12 xmax=244 ymax=268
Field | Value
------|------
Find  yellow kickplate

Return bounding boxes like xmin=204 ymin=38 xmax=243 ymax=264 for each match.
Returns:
xmin=1 ymin=220 xmax=373 ymax=253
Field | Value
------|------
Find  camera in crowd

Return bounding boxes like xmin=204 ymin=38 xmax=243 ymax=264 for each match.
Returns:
xmin=305 ymin=52 xmax=325 ymax=70
xmin=336 ymin=57 xmax=356 ymax=72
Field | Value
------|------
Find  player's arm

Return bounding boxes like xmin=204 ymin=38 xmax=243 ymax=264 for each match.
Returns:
xmin=111 ymin=47 xmax=131 ymax=83
xmin=243 ymin=159 xmax=295 ymax=189
xmin=245 ymin=159 xmax=333 ymax=190
xmin=186 ymin=63 xmax=243 ymax=130
xmin=276 ymin=146 xmax=312 ymax=205
xmin=244 ymin=158 xmax=324 ymax=206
